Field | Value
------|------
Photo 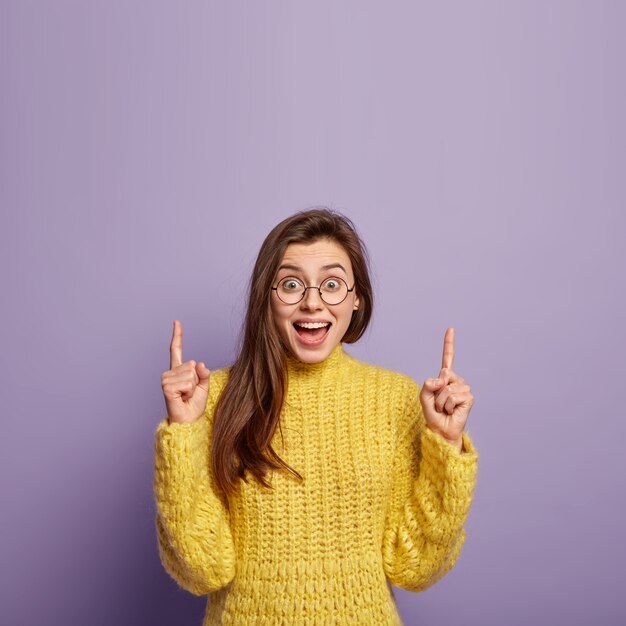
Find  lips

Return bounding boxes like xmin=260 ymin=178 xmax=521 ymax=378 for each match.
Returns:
xmin=292 ymin=321 xmax=332 ymax=345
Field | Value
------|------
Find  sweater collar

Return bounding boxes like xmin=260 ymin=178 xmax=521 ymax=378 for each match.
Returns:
xmin=286 ymin=342 xmax=348 ymax=378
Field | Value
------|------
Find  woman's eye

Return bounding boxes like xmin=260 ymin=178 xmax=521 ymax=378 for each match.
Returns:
xmin=282 ymin=279 xmax=301 ymax=290
xmin=323 ymin=278 xmax=340 ymax=290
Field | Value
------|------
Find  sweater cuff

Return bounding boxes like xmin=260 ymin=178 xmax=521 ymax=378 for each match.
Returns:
xmin=155 ymin=416 xmax=207 ymax=451
xmin=422 ymin=426 xmax=478 ymax=464
xmin=154 ymin=416 xmax=210 ymax=493
xmin=420 ymin=426 xmax=478 ymax=514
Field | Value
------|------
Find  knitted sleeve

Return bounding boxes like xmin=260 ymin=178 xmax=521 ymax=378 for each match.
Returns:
xmin=382 ymin=377 xmax=479 ymax=592
xmin=153 ymin=369 xmax=236 ymax=596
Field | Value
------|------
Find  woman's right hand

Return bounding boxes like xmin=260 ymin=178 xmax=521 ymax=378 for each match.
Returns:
xmin=161 ymin=320 xmax=211 ymax=425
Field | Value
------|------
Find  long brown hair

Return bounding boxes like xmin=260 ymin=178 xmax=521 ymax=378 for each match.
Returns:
xmin=211 ymin=207 xmax=374 ymax=496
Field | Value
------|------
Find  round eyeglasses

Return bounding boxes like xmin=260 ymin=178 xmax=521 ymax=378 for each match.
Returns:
xmin=271 ymin=276 xmax=355 ymax=305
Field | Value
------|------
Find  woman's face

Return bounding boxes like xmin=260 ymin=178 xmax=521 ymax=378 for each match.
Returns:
xmin=270 ymin=238 xmax=361 ymax=364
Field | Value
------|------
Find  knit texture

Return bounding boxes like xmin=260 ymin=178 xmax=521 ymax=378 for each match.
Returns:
xmin=153 ymin=343 xmax=479 ymax=625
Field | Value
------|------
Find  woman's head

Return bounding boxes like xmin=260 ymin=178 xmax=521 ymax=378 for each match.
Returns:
xmin=243 ymin=208 xmax=373 ymax=363
xmin=212 ymin=207 xmax=373 ymax=495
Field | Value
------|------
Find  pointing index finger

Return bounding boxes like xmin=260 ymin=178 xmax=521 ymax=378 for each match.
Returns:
xmin=441 ymin=327 xmax=455 ymax=371
xmin=170 ymin=320 xmax=183 ymax=369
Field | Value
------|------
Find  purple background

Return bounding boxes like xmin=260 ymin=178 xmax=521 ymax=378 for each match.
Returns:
xmin=1 ymin=2 xmax=624 ymax=625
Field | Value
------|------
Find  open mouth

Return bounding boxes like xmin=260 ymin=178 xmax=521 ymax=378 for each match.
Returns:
xmin=293 ymin=321 xmax=332 ymax=344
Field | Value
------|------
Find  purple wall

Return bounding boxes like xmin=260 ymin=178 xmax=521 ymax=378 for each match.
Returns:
xmin=1 ymin=2 xmax=624 ymax=624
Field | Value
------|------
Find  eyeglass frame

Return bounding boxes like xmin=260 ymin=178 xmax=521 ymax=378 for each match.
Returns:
xmin=271 ymin=276 xmax=356 ymax=306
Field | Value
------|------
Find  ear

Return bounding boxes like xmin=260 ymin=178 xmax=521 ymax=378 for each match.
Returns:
xmin=353 ymin=292 xmax=361 ymax=311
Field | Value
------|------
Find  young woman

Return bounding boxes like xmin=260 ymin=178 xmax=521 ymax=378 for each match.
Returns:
xmin=154 ymin=208 xmax=478 ymax=625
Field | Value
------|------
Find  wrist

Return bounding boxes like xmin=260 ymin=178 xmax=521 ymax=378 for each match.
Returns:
xmin=445 ymin=436 xmax=464 ymax=451
xmin=427 ymin=425 xmax=464 ymax=451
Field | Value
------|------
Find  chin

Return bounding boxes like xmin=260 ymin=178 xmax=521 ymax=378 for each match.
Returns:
xmin=290 ymin=345 xmax=335 ymax=364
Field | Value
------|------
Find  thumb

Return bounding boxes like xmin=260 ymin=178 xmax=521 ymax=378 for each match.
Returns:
xmin=196 ymin=362 xmax=211 ymax=385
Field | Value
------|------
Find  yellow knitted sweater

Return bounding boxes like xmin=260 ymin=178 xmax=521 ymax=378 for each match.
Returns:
xmin=153 ymin=343 xmax=479 ymax=625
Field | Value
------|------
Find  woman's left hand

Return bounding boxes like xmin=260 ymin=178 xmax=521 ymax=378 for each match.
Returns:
xmin=419 ymin=327 xmax=474 ymax=450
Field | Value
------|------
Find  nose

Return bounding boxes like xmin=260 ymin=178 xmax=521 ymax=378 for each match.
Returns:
xmin=300 ymin=287 xmax=324 ymax=310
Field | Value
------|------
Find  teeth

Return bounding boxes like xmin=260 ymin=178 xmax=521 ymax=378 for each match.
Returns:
xmin=295 ymin=322 xmax=331 ymax=329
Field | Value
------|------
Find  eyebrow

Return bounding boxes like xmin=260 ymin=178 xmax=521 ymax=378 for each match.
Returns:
xmin=277 ymin=263 xmax=348 ymax=274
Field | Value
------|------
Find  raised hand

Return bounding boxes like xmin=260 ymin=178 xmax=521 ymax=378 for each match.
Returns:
xmin=161 ymin=320 xmax=211 ymax=425
xmin=419 ymin=327 xmax=474 ymax=450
